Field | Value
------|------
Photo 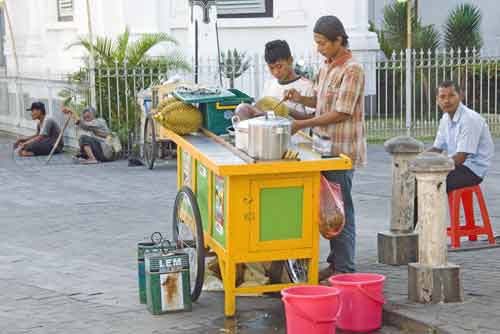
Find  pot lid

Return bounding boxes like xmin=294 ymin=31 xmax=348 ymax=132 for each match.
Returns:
xmin=248 ymin=113 xmax=291 ymax=127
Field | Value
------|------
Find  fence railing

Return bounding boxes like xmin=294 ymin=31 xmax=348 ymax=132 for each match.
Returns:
xmin=367 ymin=48 xmax=500 ymax=139
xmin=1 ymin=48 xmax=499 ymax=153
xmin=0 ymin=71 xmax=90 ymax=147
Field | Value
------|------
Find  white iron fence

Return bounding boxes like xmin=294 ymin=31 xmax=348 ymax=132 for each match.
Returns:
xmin=369 ymin=48 xmax=500 ymax=139
xmin=1 ymin=48 xmax=499 ymax=152
xmin=0 ymin=70 xmax=90 ymax=148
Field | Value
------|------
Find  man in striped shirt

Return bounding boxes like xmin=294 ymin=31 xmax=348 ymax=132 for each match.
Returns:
xmin=285 ymin=15 xmax=367 ymax=280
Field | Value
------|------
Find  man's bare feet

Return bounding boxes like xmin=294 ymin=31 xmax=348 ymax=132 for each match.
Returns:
xmin=18 ymin=150 xmax=34 ymax=157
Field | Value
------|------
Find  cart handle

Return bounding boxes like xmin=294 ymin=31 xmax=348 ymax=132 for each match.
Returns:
xmin=215 ymin=102 xmax=238 ymax=110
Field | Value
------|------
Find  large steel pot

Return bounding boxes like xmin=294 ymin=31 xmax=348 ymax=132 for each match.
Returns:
xmin=247 ymin=112 xmax=291 ymax=160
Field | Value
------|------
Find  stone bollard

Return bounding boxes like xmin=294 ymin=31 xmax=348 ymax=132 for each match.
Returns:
xmin=408 ymin=152 xmax=463 ymax=303
xmin=378 ymin=136 xmax=423 ymax=265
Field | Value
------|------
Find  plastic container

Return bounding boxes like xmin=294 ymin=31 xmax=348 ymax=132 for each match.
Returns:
xmin=281 ymin=285 xmax=341 ymax=334
xmin=198 ymin=89 xmax=253 ymax=135
xmin=329 ymin=273 xmax=386 ymax=332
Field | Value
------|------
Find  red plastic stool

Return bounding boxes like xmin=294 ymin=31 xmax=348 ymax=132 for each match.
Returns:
xmin=447 ymin=185 xmax=496 ymax=248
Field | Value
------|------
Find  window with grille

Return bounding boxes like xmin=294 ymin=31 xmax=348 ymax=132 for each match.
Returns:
xmin=57 ymin=0 xmax=74 ymax=22
xmin=217 ymin=0 xmax=273 ymax=18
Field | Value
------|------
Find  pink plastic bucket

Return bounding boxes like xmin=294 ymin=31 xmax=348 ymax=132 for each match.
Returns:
xmin=329 ymin=273 xmax=386 ymax=332
xmin=281 ymin=285 xmax=341 ymax=334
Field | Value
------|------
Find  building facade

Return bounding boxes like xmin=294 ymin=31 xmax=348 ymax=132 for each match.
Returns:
xmin=1 ymin=0 xmax=379 ymax=137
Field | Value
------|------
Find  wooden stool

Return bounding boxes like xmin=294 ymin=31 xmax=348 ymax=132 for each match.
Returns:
xmin=447 ymin=185 xmax=496 ymax=248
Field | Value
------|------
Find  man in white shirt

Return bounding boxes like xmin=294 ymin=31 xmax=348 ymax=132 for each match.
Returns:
xmin=235 ymin=40 xmax=315 ymax=122
xmin=261 ymin=40 xmax=315 ymax=119
xmin=429 ymin=80 xmax=494 ymax=192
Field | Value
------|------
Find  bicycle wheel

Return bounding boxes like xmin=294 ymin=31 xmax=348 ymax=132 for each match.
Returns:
xmin=286 ymin=259 xmax=309 ymax=283
xmin=143 ymin=115 xmax=157 ymax=170
xmin=172 ymin=186 xmax=205 ymax=302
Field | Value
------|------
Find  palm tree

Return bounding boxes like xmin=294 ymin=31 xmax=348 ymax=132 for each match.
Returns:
xmin=67 ymin=26 xmax=190 ymax=69
xmin=64 ymin=27 xmax=191 ymax=150
xmin=443 ymin=3 xmax=482 ymax=51
xmin=375 ymin=1 xmax=440 ymax=57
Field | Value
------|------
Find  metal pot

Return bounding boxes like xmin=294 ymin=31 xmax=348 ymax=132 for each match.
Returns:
xmin=231 ymin=116 xmax=249 ymax=152
xmin=247 ymin=112 xmax=291 ymax=160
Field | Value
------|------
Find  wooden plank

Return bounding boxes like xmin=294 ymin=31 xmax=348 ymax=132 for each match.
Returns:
xmin=200 ymin=128 xmax=255 ymax=164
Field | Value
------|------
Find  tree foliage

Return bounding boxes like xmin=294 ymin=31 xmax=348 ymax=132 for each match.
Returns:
xmin=444 ymin=3 xmax=482 ymax=50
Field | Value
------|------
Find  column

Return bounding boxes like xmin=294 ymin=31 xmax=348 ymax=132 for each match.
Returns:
xmin=408 ymin=152 xmax=463 ymax=303
xmin=378 ymin=136 xmax=423 ymax=265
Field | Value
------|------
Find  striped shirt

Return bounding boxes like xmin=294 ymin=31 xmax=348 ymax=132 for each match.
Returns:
xmin=314 ymin=52 xmax=367 ymax=168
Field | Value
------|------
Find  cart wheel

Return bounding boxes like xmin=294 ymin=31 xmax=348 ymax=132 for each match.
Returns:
xmin=286 ymin=259 xmax=309 ymax=283
xmin=173 ymin=186 xmax=205 ymax=302
xmin=143 ymin=115 xmax=157 ymax=170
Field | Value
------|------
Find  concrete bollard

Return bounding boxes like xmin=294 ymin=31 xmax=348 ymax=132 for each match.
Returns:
xmin=378 ymin=136 xmax=423 ymax=265
xmin=408 ymin=152 xmax=463 ymax=303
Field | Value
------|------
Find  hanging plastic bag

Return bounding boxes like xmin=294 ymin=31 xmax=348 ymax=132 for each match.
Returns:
xmin=319 ymin=175 xmax=345 ymax=239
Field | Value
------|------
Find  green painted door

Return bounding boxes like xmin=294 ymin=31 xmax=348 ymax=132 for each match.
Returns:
xmin=249 ymin=177 xmax=313 ymax=252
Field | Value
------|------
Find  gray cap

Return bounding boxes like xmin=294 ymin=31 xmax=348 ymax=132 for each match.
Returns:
xmin=313 ymin=15 xmax=348 ymax=43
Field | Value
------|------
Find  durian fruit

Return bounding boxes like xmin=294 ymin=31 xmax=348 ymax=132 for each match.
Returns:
xmin=255 ymin=96 xmax=289 ymax=117
xmin=153 ymin=97 xmax=202 ymax=135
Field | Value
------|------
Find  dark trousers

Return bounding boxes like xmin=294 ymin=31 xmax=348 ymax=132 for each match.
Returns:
xmin=25 ymin=138 xmax=62 ymax=156
xmin=79 ymin=135 xmax=108 ymax=162
xmin=414 ymin=164 xmax=483 ymax=228
xmin=446 ymin=164 xmax=483 ymax=193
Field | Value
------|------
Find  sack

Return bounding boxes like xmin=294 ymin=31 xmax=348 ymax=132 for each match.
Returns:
xmin=319 ymin=175 xmax=345 ymax=239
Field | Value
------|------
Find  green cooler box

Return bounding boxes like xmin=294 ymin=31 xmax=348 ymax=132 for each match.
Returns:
xmin=174 ymin=88 xmax=253 ymax=135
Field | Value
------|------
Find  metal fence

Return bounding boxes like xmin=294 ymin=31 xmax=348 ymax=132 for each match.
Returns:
xmin=88 ymin=48 xmax=500 ymax=143
xmin=368 ymin=48 xmax=500 ymax=139
xmin=1 ymin=48 xmax=499 ymax=151
xmin=0 ymin=70 xmax=90 ymax=147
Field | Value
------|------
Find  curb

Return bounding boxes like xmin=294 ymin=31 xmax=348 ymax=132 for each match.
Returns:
xmin=383 ymin=303 xmax=449 ymax=334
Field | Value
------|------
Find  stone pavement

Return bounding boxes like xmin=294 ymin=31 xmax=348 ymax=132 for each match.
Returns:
xmin=0 ymin=132 xmax=499 ymax=334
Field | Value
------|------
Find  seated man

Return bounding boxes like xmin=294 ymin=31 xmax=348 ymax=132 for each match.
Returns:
xmin=63 ymin=107 xmax=115 ymax=164
xmin=430 ymin=80 xmax=495 ymax=192
xmin=235 ymin=40 xmax=315 ymax=122
xmin=15 ymin=102 xmax=63 ymax=156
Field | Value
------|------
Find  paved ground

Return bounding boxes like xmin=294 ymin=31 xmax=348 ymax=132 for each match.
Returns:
xmin=0 ymin=133 xmax=499 ymax=334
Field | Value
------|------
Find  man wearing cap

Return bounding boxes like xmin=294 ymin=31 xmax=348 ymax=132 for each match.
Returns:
xmin=62 ymin=107 xmax=115 ymax=164
xmin=284 ymin=15 xmax=366 ymax=279
xmin=14 ymin=102 xmax=64 ymax=156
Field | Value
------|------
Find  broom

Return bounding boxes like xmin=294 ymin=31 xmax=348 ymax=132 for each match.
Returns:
xmin=45 ymin=91 xmax=76 ymax=165
xmin=45 ymin=115 xmax=71 ymax=165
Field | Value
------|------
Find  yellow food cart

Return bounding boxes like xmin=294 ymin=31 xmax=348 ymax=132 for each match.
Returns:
xmin=166 ymin=128 xmax=351 ymax=316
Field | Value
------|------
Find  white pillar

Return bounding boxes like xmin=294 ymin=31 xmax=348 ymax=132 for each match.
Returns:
xmin=387 ymin=137 xmax=423 ymax=233
xmin=378 ymin=136 xmax=423 ymax=265
xmin=408 ymin=152 xmax=463 ymax=303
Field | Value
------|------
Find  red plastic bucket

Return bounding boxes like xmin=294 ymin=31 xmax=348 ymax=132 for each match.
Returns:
xmin=281 ymin=285 xmax=341 ymax=334
xmin=329 ymin=273 xmax=386 ymax=332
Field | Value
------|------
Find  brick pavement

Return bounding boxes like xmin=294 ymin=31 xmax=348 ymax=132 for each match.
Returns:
xmin=0 ymin=133 xmax=499 ymax=333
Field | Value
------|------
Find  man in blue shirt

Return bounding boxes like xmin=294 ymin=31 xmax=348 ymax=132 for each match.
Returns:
xmin=430 ymin=80 xmax=494 ymax=192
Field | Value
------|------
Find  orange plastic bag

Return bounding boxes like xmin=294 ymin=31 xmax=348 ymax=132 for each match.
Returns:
xmin=319 ymin=175 xmax=345 ymax=239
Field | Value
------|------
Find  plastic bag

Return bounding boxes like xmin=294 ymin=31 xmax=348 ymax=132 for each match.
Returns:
xmin=319 ymin=175 xmax=345 ymax=239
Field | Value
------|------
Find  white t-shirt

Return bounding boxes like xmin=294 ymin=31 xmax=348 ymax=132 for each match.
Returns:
xmin=261 ymin=76 xmax=315 ymax=115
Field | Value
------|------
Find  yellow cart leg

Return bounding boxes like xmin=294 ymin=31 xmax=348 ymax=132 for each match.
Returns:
xmin=223 ymin=259 xmax=236 ymax=317
xmin=308 ymin=256 xmax=319 ymax=285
